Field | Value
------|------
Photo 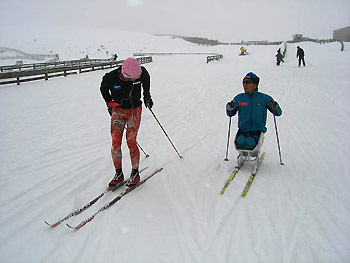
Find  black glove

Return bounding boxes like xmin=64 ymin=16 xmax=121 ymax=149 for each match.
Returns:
xmin=226 ymin=101 xmax=237 ymax=117
xmin=226 ymin=101 xmax=235 ymax=111
xmin=268 ymin=100 xmax=279 ymax=111
xmin=145 ymin=97 xmax=153 ymax=109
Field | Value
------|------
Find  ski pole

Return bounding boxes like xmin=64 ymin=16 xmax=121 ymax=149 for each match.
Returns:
xmin=148 ymin=108 xmax=183 ymax=158
xmin=124 ymin=127 xmax=149 ymax=157
xmin=224 ymin=117 xmax=232 ymax=161
xmin=273 ymin=111 xmax=284 ymax=165
xmin=136 ymin=141 xmax=150 ymax=158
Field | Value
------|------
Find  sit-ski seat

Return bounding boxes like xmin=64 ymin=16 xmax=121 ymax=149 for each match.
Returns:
xmin=234 ymin=131 xmax=265 ymax=167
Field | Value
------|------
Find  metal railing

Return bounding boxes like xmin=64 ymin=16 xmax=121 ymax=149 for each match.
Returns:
xmin=206 ymin=54 xmax=223 ymax=63
xmin=133 ymin=52 xmax=224 ymax=63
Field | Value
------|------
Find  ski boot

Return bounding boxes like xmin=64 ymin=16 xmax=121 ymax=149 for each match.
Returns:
xmin=126 ymin=169 xmax=140 ymax=187
xmin=109 ymin=169 xmax=124 ymax=188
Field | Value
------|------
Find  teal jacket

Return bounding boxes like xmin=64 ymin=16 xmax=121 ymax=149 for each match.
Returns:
xmin=227 ymin=90 xmax=282 ymax=133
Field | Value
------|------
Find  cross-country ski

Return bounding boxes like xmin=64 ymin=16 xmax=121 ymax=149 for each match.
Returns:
xmin=66 ymin=168 xmax=163 ymax=230
xmin=44 ymin=167 xmax=149 ymax=227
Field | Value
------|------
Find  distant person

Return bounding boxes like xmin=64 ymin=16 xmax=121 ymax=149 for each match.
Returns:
xmin=240 ymin=46 xmax=247 ymax=56
xmin=276 ymin=48 xmax=284 ymax=66
xmin=296 ymin=46 xmax=305 ymax=67
xmin=100 ymin=57 xmax=153 ymax=188
xmin=226 ymin=72 xmax=282 ymax=150
xmin=113 ymin=54 xmax=118 ymax=60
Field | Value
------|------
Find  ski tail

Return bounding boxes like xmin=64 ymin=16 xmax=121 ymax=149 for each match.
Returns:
xmin=66 ymin=168 xmax=163 ymax=230
xmin=220 ymin=166 xmax=241 ymax=195
xmin=241 ymin=152 xmax=266 ymax=197
xmin=45 ymin=167 xmax=149 ymax=227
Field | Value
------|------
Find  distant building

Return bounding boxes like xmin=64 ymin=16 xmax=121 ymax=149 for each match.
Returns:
xmin=292 ymin=34 xmax=303 ymax=41
xmin=333 ymin=26 xmax=350 ymax=42
xmin=290 ymin=34 xmax=313 ymax=43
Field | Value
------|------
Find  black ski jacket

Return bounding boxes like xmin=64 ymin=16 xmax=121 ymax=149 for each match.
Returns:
xmin=276 ymin=52 xmax=284 ymax=62
xmin=100 ymin=66 xmax=151 ymax=109
xmin=297 ymin=48 xmax=305 ymax=58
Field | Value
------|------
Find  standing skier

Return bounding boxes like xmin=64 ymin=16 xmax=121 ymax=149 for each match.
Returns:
xmin=100 ymin=57 xmax=153 ymax=188
xmin=296 ymin=46 xmax=305 ymax=67
xmin=226 ymin=72 xmax=282 ymax=150
xmin=276 ymin=48 xmax=284 ymax=66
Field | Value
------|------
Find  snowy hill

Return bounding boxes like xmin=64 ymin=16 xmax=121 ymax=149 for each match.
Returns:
xmin=0 ymin=26 xmax=201 ymax=65
xmin=0 ymin=27 xmax=350 ymax=263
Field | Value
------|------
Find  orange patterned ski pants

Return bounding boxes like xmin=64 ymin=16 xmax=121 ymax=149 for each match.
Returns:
xmin=110 ymin=106 xmax=142 ymax=170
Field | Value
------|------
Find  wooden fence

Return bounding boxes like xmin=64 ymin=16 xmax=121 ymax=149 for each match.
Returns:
xmin=0 ymin=56 xmax=152 ymax=86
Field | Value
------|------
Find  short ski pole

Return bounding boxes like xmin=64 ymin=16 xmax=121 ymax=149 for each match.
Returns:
xmin=273 ymin=111 xmax=284 ymax=165
xmin=148 ymin=108 xmax=183 ymax=158
xmin=136 ymin=142 xmax=149 ymax=158
xmin=224 ymin=117 xmax=232 ymax=161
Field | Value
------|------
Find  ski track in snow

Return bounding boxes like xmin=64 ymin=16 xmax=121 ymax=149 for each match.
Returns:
xmin=0 ymin=31 xmax=350 ymax=263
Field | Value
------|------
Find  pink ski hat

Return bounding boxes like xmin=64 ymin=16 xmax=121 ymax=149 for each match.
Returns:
xmin=121 ymin=57 xmax=142 ymax=79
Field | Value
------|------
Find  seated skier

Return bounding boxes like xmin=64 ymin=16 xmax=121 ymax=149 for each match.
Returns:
xmin=240 ymin=46 xmax=247 ymax=55
xmin=226 ymin=72 xmax=282 ymax=151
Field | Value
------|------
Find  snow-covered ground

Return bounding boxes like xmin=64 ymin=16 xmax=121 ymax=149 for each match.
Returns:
xmin=0 ymin=27 xmax=350 ymax=263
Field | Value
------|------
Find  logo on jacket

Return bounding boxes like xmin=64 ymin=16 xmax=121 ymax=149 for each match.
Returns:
xmin=239 ymin=102 xmax=248 ymax=106
xmin=113 ymin=85 xmax=121 ymax=90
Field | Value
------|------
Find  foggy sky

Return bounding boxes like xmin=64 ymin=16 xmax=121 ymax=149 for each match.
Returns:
xmin=1 ymin=0 xmax=349 ymax=41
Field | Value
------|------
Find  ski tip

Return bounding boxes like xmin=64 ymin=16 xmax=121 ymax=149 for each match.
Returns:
xmin=66 ymin=223 xmax=79 ymax=230
xmin=45 ymin=221 xmax=59 ymax=227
